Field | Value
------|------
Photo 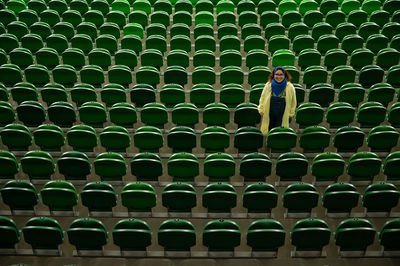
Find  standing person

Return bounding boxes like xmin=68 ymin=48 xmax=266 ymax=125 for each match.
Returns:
xmin=258 ymin=67 xmax=297 ymax=136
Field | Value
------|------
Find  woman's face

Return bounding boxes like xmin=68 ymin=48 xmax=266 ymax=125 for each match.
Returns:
xmin=274 ymin=69 xmax=285 ymax=83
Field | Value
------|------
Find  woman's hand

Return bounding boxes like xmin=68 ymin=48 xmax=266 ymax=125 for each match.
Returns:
xmin=259 ymin=112 xmax=263 ymax=116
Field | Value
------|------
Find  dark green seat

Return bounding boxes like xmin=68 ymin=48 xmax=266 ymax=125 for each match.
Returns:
xmin=358 ymin=65 xmax=384 ymax=88
xmin=11 ymin=82 xmax=39 ymax=104
xmin=297 ymin=48 xmax=321 ymax=71
xmin=386 ymin=65 xmax=400 ymax=87
xmin=266 ymin=127 xmax=297 ymax=153
xmin=325 ymin=102 xmax=355 ymax=128
xmin=203 ymin=219 xmax=240 ymax=252
xmin=200 ymin=126 xmax=230 ymax=153
xmin=362 ymin=182 xmax=400 ymax=213
xmin=383 ymin=151 xmax=400 ymax=181
xmin=67 ymin=125 xmax=98 ymax=152
xmin=57 ymin=151 xmax=91 ymax=181
xmin=203 ymin=183 xmax=237 ymax=213
xmin=367 ymin=125 xmax=399 ymax=153
xmin=41 ymin=180 xmax=78 ymax=212
xmin=22 ymin=217 xmax=64 ymax=250
xmin=115 ymin=49 xmax=137 ymax=70
xmin=379 ymin=218 xmax=400 ymax=252
xmin=347 ymin=152 xmax=382 ymax=182
xmin=300 ymin=126 xmax=330 ymax=153
xmin=78 ymin=102 xmax=107 ymax=128
xmin=349 ymin=48 xmax=374 ymax=70
xmin=233 ymin=103 xmax=261 ymax=128
xmin=99 ymin=126 xmax=131 ymax=152
xmin=67 ymin=218 xmax=108 ymax=251
xmin=100 ymin=83 xmax=127 ymax=107
xmin=133 ymin=126 xmax=164 ymax=153
xmin=243 ymin=183 xmax=278 ymax=213
xmin=135 ymin=66 xmax=160 ymax=87
xmin=323 ymin=48 xmax=348 ymax=71
xmin=140 ymin=102 xmax=168 ymax=128
xmin=367 ymin=83 xmax=395 ymax=107
xmin=204 ymin=153 xmax=235 ymax=182
xmin=295 ymin=102 xmax=324 ymax=128
xmin=52 ymin=64 xmax=78 ymax=86
xmin=162 ymin=183 xmax=197 ymax=212
xmin=311 ymin=152 xmax=345 ymax=182
xmin=333 ymin=126 xmax=365 ymax=152
xmin=40 ymin=83 xmax=68 ymax=106
xmin=171 ymin=103 xmax=199 ymax=127
xmin=337 ymin=83 xmax=365 ymax=107
xmin=0 ymin=216 xmax=20 ymax=249
xmin=108 ymin=65 xmax=132 ymax=86
xmin=167 ymin=126 xmax=196 ymax=153
xmin=220 ymin=83 xmax=245 ymax=107
xmin=240 ymin=152 xmax=272 ymax=182
xmin=130 ymin=84 xmax=156 ymax=107
xmin=21 ymin=151 xmax=55 ymax=180
xmin=303 ymin=67 xmax=329 ymax=90
xmin=46 ymin=101 xmax=75 ymax=126
xmin=158 ymin=219 xmax=196 ymax=251
xmin=308 ymin=83 xmax=334 ymax=107
xmin=167 ymin=152 xmax=199 ymax=182
xmin=290 ymin=218 xmax=331 ymax=253
xmin=70 ymin=80 xmax=97 ymax=103
xmin=80 ymin=182 xmax=117 ymax=212
xmin=160 ymin=84 xmax=185 ymax=107
xmin=0 ymin=64 xmax=23 ymax=86
xmin=334 ymin=218 xmax=376 ymax=252
xmin=330 ymin=65 xmax=356 ymax=88
xmin=121 ymin=182 xmax=157 ymax=212
xmin=234 ymin=126 xmax=263 ymax=153
xmin=36 ymin=48 xmax=60 ymax=70
xmin=322 ymin=182 xmax=360 ymax=214
xmin=113 ymin=218 xmax=152 ymax=251
xmin=247 ymin=219 xmax=285 ymax=253
xmin=1 ymin=180 xmax=38 ymax=211
xmin=0 ymin=124 xmax=32 ymax=151
xmin=0 ymin=151 xmax=20 ymax=179
xmin=109 ymin=103 xmax=137 ymax=128
xmin=9 ymin=48 xmax=33 ymax=69
xmin=356 ymin=101 xmax=386 ymax=128
xmin=33 ymin=124 xmax=65 ymax=151
xmin=276 ymin=152 xmax=308 ymax=182
xmin=283 ymin=183 xmax=319 ymax=214
xmin=88 ymin=48 xmax=112 ymax=70
xmin=94 ymin=152 xmax=127 ymax=181
xmin=131 ymin=152 xmax=163 ymax=182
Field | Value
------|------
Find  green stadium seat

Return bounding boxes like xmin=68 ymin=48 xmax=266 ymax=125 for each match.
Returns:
xmin=243 ymin=182 xmax=277 ymax=214
xmin=0 ymin=101 xmax=15 ymax=126
xmin=158 ymin=219 xmax=196 ymax=251
xmin=357 ymin=101 xmax=386 ymax=128
xmin=78 ymin=102 xmax=107 ymax=128
xmin=1 ymin=180 xmax=38 ymax=211
xmin=121 ymin=182 xmax=156 ymax=212
xmin=298 ymin=48 xmax=321 ymax=70
xmin=99 ymin=22 xmax=121 ymax=39
xmin=379 ymin=218 xmax=400 ymax=252
xmin=70 ymin=34 xmax=93 ymax=55
xmin=238 ymin=0 xmax=256 ymax=14
xmin=24 ymin=64 xmax=50 ymax=86
xmin=190 ymin=84 xmax=215 ymax=107
xmin=238 ymin=11 xmax=258 ymax=27
xmin=283 ymin=183 xmax=319 ymax=214
xmin=170 ymin=24 xmax=190 ymax=39
xmin=326 ymin=102 xmax=355 ymax=128
xmin=200 ymin=126 xmax=230 ymax=153
xmin=95 ymin=34 xmax=118 ymax=54
xmin=155 ymin=0 xmax=172 ymax=14
xmin=0 ymin=124 xmax=32 ymax=151
xmin=0 ymin=64 xmax=23 ymax=86
xmin=7 ymin=21 xmax=29 ymax=40
xmin=0 ymin=9 xmax=17 ymax=27
xmin=130 ymin=83 xmax=156 ymax=107
xmin=40 ymin=9 xmax=61 ymax=27
xmin=234 ymin=126 xmax=263 ymax=153
xmin=257 ymin=0 xmax=276 ymax=15
xmin=162 ymin=182 xmax=197 ymax=213
xmin=333 ymin=125 xmax=365 ymax=152
xmin=16 ymin=100 xmax=46 ymax=127
xmin=367 ymin=83 xmax=395 ymax=107
xmin=22 ymin=216 xmax=64 ymax=251
xmin=136 ymin=66 xmax=160 ymax=86
xmin=303 ymin=67 xmax=329 ymax=90
xmin=150 ymin=11 xmax=170 ymax=28
xmin=335 ymin=218 xmax=376 ymax=253
xmin=268 ymin=35 xmax=290 ymax=53
xmin=70 ymin=84 xmax=97 ymax=106
xmin=303 ymin=9 xmax=324 ymax=27
xmin=288 ymin=22 xmax=309 ymax=40
xmin=167 ymin=153 xmax=198 ymax=182
xmin=322 ymin=182 xmax=360 ymax=214
xmin=167 ymin=126 xmax=196 ymax=153
xmin=80 ymin=181 xmax=117 ymax=212
xmin=203 ymin=219 xmax=240 ymax=251
xmin=94 ymin=152 xmax=127 ymax=181
xmin=358 ymin=22 xmax=380 ymax=40
xmin=10 ymin=82 xmax=38 ymax=104
xmin=67 ymin=125 xmax=98 ymax=152
xmin=281 ymin=10 xmax=302 ymax=28
xmin=204 ymin=153 xmax=235 ymax=182
xmin=36 ymin=48 xmax=60 ymax=70
xmin=240 ymin=152 xmax=272 ymax=182
xmin=362 ymin=182 xmax=400 ymax=213
xmin=133 ymin=126 xmax=164 ymax=153
xmin=67 ymin=218 xmax=108 ymax=251
xmin=376 ymin=48 xmax=400 ymax=70
xmin=217 ymin=11 xmax=236 ymax=26
xmin=80 ymin=65 xmax=106 ymax=86
xmin=311 ymin=152 xmax=345 ymax=182
xmin=292 ymin=34 xmax=315 ymax=54
xmin=217 ymin=0 xmax=235 ymax=14
xmin=264 ymin=22 xmax=285 ymax=40
xmin=91 ymin=0 xmax=110 ymax=16
xmin=367 ymin=125 xmax=399 ymax=153
xmin=113 ymin=218 xmax=152 ymax=251
xmin=21 ymin=151 xmax=55 ymax=180
xmin=295 ymin=102 xmax=324 ymax=128
xmin=41 ymin=180 xmax=78 ymax=212
xmin=48 ymin=102 xmax=76 ymax=128
xmin=173 ymin=10 xmax=192 ymax=26
xmin=109 ymin=103 xmax=137 ymax=128
xmin=330 ymin=65 xmax=356 ymax=88
xmin=359 ymin=65 xmax=385 ymax=88
xmin=247 ymin=219 xmax=285 ymax=253
xmin=347 ymin=152 xmax=381 ymax=182
xmin=130 ymin=152 xmax=163 ymax=182
xmin=203 ymin=103 xmax=230 ymax=126
xmin=33 ymin=124 xmax=65 ymax=151
xmin=276 ymin=152 xmax=308 ymax=182
xmin=311 ymin=22 xmax=333 ymax=40
xmin=100 ymin=83 xmax=127 ymax=107
xmin=57 ymin=151 xmax=91 ymax=181
xmin=266 ymin=127 xmax=297 ymax=153
xmin=243 ymin=35 xmax=265 ymax=52
xmin=140 ymin=102 xmax=168 ymax=128
xmin=366 ymin=34 xmax=389 ymax=54
xmin=233 ymin=103 xmax=261 ymax=128
xmin=381 ymin=22 xmax=400 ymax=40
xmin=61 ymin=48 xmax=85 ymax=70
xmin=202 ymin=183 xmax=237 ymax=213
xmin=192 ymin=66 xmax=216 ymax=85
xmin=0 ymin=216 xmax=20 ymax=249
xmin=45 ymin=33 xmax=69 ymax=53
xmin=128 ymin=10 xmax=148 ymax=28
xmin=220 ymin=35 xmax=241 ymax=51
xmin=248 ymin=66 xmax=271 ymax=85
xmin=123 ymin=23 xmax=144 ymax=39
xmin=388 ymin=102 xmax=400 ymax=128
xmin=62 ymin=10 xmax=83 ymax=28
xmin=220 ymin=50 xmax=242 ymax=67
xmin=163 ymin=67 xmax=188 ymax=87
xmin=108 ymin=65 xmax=133 ymax=86
xmin=300 ymin=125 xmax=330 ymax=153
xmin=246 ymin=49 xmax=269 ymax=68
xmin=100 ymin=126 xmax=131 ymax=152
xmin=337 ymin=83 xmax=365 ymax=107
xmin=167 ymin=49 xmax=189 ymax=68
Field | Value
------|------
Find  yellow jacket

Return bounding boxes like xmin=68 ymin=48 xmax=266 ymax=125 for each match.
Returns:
xmin=258 ymin=81 xmax=297 ymax=136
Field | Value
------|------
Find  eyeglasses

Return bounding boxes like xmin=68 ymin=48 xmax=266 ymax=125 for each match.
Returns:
xmin=274 ymin=73 xmax=285 ymax=76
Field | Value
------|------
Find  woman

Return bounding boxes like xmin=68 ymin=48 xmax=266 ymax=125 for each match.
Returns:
xmin=258 ymin=67 xmax=297 ymax=136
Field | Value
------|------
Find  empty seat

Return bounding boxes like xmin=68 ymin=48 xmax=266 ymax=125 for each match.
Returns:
xmin=356 ymin=102 xmax=386 ymax=128
xmin=234 ymin=126 xmax=263 ymax=153
xmin=94 ymin=152 xmax=127 ymax=181
xmin=130 ymin=84 xmax=156 ymax=107
xmin=324 ymin=49 xmax=348 ymax=71
xmin=40 ymin=180 xmax=78 ymax=212
xmin=52 ymin=65 xmax=78 ymax=86
xmin=200 ymin=126 xmax=230 ymax=153
xmin=330 ymin=66 xmax=356 ymax=88
xmin=127 ymin=153 xmax=163 ymax=182
xmin=67 ymin=125 xmax=98 ymax=152
xmin=239 ymin=153 xmax=272 ymax=182
xmin=1 ymin=180 xmax=39 ymax=211
xmin=367 ymin=83 xmax=395 ymax=107
xmin=36 ymin=48 xmax=60 ymax=70
xmin=140 ymin=102 xmax=168 ymax=128
xmin=68 ymin=218 xmax=108 ymax=251
xmin=311 ymin=152 xmax=345 ymax=182
xmin=335 ymin=218 xmax=376 ymax=253
xmin=171 ymin=103 xmax=199 ymax=127
xmin=167 ymin=152 xmax=199 ymax=182
xmin=162 ymin=183 xmax=197 ymax=212
xmin=295 ymin=102 xmax=324 ymax=128
xmin=121 ymin=182 xmax=156 ymax=212
xmin=0 ymin=124 xmax=32 ymax=151
xmin=283 ymin=183 xmax=319 ymax=214
xmin=167 ymin=126 xmax=196 ymax=153
xmin=337 ymin=83 xmax=365 ymax=107
xmin=276 ymin=152 xmax=308 ymax=182
xmin=362 ymin=182 xmax=400 ymax=213
xmin=386 ymin=65 xmax=400 ymax=87
xmin=383 ymin=151 xmax=400 ymax=181
xmin=160 ymin=83 xmax=185 ymax=107
xmin=136 ymin=66 xmax=160 ymax=86
xmin=80 ymin=182 xmax=117 ymax=212
xmin=0 ymin=101 xmax=15 ymax=126
xmin=367 ymin=125 xmax=399 ymax=152
xmin=325 ymin=102 xmax=355 ymax=128
xmin=322 ymin=182 xmax=360 ymax=214
xmin=71 ymin=83 xmax=98 ymax=106
xmin=298 ymin=49 xmax=321 ymax=70
xmin=79 ymin=102 xmax=107 ymax=128
xmin=10 ymin=82 xmax=38 ymax=104
xmin=22 ymin=217 xmax=64 ymax=251
xmin=133 ymin=126 xmax=164 ymax=153
xmin=80 ymin=65 xmax=106 ymax=86
xmin=0 ymin=64 xmax=23 ymax=86
xmin=303 ymin=67 xmax=329 ymax=90
xmin=0 ymin=151 xmax=19 ymax=180
xmin=100 ymin=83 xmax=127 ymax=107
xmin=243 ymin=183 xmax=278 ymax=213
xmin=347 ymin=152 xmax=382 ymax=182
xmin=204 ymin=153 xmax=235 ymax=182
xmin=299 ymin=126 xmax=330 ymax=153
xmin=234 ymin=103 xmax=261 ymax=127
xmin=333 ymin=126 xmax=365 ymax=152
xmin=33 ymin=124 xmax=65 ymax=151
xmin=57 ymin=151 xmax=91 ymax=181
xmin=113 ymin=218 xmax=152 ymax=251
xmin=0 ymin=216 xmax=20 ymax=249
xmin=109 ymin=103 xmax=137 ymax=128
xmin=203 ymin=219 xmax=241 ymax=251
xmin=379 ymin=218 xmax=400 ymax=252
xmin=189 ymin=84 xmax=215 ymax=107
xmin=41 ymin=84 xmax=68 ymax=106
xmin=359 ymin=65 xmax=384 ymax=88
xmin=158 ymin=219 xmax=196 ymax=252
xmin=203 ymin=183 xmax=237 ymax=213
xmin=100 ymin=126 xmax=131 ymax=152
xmin=21 ymin=151 xmax=55 ymax=180
xmin=9 ymin=48 xmax=33 ymax=69
xmin=266 ymin=127 xmax=297 ymax=153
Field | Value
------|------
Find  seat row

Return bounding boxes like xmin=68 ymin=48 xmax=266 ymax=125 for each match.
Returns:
xmin=1 ymin=149 xmax=400 ymax=182
xmin=1 ymin=215 xmax=400 ymax=255
xmin=2 ymin=179 xmax=400 ymax=214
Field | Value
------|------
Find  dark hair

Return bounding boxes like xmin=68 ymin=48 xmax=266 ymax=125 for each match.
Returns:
xmin=268 ymin=67 xmax=292 ymax=83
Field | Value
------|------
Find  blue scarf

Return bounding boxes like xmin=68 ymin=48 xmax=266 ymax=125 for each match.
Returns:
xmin=271 ymin=67 xmax=287 ymax=96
